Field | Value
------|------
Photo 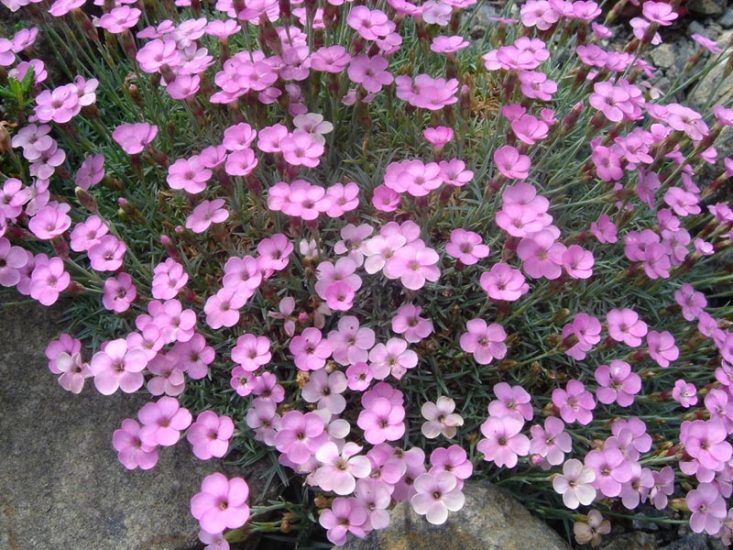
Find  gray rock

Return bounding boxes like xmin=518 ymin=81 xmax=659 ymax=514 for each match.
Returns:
xmin=601 ymin=531 xmax=658 ymax=550
xmin=687 ymin=21 xmax=708 ymax=36
xmin=0 ymin=303 xmax=270 ymax=550
xmin=687 ymin=0 xmax=726 ymax=16
xmin=650 ymin=43 xmax=679 ymax=69
xmin=661 ymin=533 xmax=728 ymax=550
xmin=688 ymin=31 xmax=733 ymax=109
xmin=720 ymin=8 xmax=733 ymax=28
xmin=340 ymin=482 xmax=570 ymax=550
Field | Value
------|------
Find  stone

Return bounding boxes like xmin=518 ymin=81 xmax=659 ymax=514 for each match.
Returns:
xmin=602 ymin=531 xmax=658 ymax=550
xmin=0 ymin=303 xmax=271 ymax=550
xmin=661 ymin=533 xmax=728 ymax=550
xmin=688 ymin=31 xmax=733 ymax=109
xmin=687 ymin=0 xmax=726 ymax=16
xmin=720 ymin=8 xmax=733 ymax=28
xmin=650 ymin=43 xmax=679 ymax=70
xmin=340 ymin=481 xmax=570 ymax=550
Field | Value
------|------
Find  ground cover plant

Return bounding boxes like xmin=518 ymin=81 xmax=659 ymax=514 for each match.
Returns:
xmin=1 ymin=0 xmax=733 ymax=547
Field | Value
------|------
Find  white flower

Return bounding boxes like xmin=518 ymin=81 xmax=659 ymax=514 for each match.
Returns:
xmin=421 ymin=396 xmax=464 ymax=439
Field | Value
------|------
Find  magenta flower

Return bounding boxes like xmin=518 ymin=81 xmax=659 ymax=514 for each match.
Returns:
xmin=686 ymin=483 xmax=726 ymax=535
xmin=319 ymin=497 xmax=368 ymax=545
xmin=152 ymin=258 xmax=189 ymax=300
xmin=594 ymin=360 xmax=642 ymax=407
xmin=90 ymin=338 xmax=148 ymax=395
xmin=391 ymin=304 xmax=434 ymax=343
xmin=423 ymin=126 xmax=454 ymax=149
xmin=517 ymin=229 xmax=565 ymax=280
xmin=368 ymin=337 xmax=418 ymax=380
xmin=529 ymin=416 xmax=572 ymax=466
xmin=584 ymin=448 xmax=633 ymax=497
xmin=552 ymin=380 xmax=596 ymax=425
xmin=445 ymin=229 xmax=490 ymax=265
xmin=167 ymin=156 xmax=212 ymax=194
xmin=459 ymin=318 xmax=507 ymax=365
xmin=553 ymin=459 xmax=596 ymax=509
xmin=681 ymin=419 xmax=732 ymax=470
xmin=328 ymin=315 xmax=375 ymax=365
xmin=75 ymin=153 xmax=105 ymax=190
xmin=479 ymin=263 xmax=529 ymax=302
xmin=231 ymin=334 xmax=271 ymax=372
xmin=562 ymin=313 xmax=602 ymax=361
xmin=429 ymin=445 xmax=473 ymax=481
xmin=53 ymin=351 xmax=92 ymax=394
xmin=646 ymin=330 xmax=679 ymax=368
xmin=274 ymin=411 xmax=328 ymax=465
xmin=410 ymin=471 xmax=465 ymax=525
xmin=28 ymin=203 xmax=71 ymax=240
xmin=112 ymin=122 xmax=158 ymax=155
xmin=138 ymin=396 xmax=192 ymax=447
xmin=191 ymin=473 xmax=250 ymax=534
xmin=30 ymin=256 xmax=70 ymax=306
xmin=562 ymin=245 xmax=594 ymax=279
xmin=34 ymin=83 xmax=81 ymax=124
xmin=186 ymin=411 xmax=234 ymax=460
xmin=289 ymin=328 xmax=332 ymax=371
xmin=357 ymin=396 xmax=405 ymax=445
xmin=642 ymin=1 xmax=678 ymax=25
xmin=347 ymin=55 xmax=393 ymax=94
xmin=88 ymin=234 xmax=127 ymax=272
xmin=477 ymin=414 xmax=530 ymax=468
xmin=489 ymin=382 xmax=533 ymax=421
xmin=0 ymin=237 xmax=28 ymax=287
xmin=382 ymin=242 xmax=440 ymax=290
xmin=606 ymin=308 xmax=648 ymax=347
xmin=112 ymin=418 xmax=159 ymax=471
xmin=672 ymin=379 xmax=698 ymax=408
xmin=102 ymin=272 xmax=137 ymax=313
xmin=494 ymin=145 xmax=531 ymax=179
xmin=675 ymin=283 xmax=707 ymax=321
xmin=204 ymin=288 xmax=247 ymax=329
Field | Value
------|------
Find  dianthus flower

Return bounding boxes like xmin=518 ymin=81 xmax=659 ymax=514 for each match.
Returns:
xmin=347 ymin=55 xmax=393 ymax=94
xmin=34 ymin=83 xmax=81 ymax=124
xmin=445 ymin=229 xmax=489 ymax=265
xmin=90 ymin=338 xmax=148 ymax=395
xmin=410 ymin=472 xmax=465 ymax=525
xmin=313 ymin=441 xmax=371 ymax=495
xmin=606 ymin=308 xmax=648 ymax=347
xmin=319 ymin=497 xmax=368 ymax=545
xmin=274 ymin=410 xmax=328 ymax=465
xmin=493 ymin=145 xmax=531 ymax=179
xmin=673 ymin=379 xmax=698 ymax=408
xmin=112 ymin=122 xmax=158 ymax=155
xmin=391 ymin=304 xmax=433 ymax=343
xmin=204 ymin=288 xmax=247 ymax=329
xmin=642 ymin=1 xmax=678 ymax=25
xmin=102 ymin=272 xmax=137 ymax=313
xmin=0 ymin=238 xmax=27 ymax=287
xmin=459 ymin=319 xmax=507 ymax=365
xmin=112 ymin=418 xmax=159 ymax=471
xmin=646 ymin=330 xmax=678 ymax=368
xmin=186 ymin=411 xmax=234 ymax=460
xmin=281 ymin=131 xmax=324 ymax=168
xmin=231 ymin=334 xmax=271 ymax=372
xmin=152 ymin=258 xmax=188 ymax=300
xmin=301 ymin=369 xmax=348 ymax=414
xmin=584 ymin=448 xmax=633 ymax=497
xmin=357 ymin=396 xmax=405 ymax=445
xmin=289 ymin=328 xmax=333 ymax=371
xmin=28 ymin=203 xmax=71 ymax=240
xmin=674 ymin=283 xmax=707 ymax=321
xmin=561 ymin=313 xmax=601 ymax=361
xmin=552 ymin=380 xmax=596 ymax=425
xmin=382 ymin=242 xmax=440 ymax=290
xmin=686 ymin=483 xmax=727 ymax=535
xmin=394 ymin=74 xmax=459 ymax=110
xmin=421 ymin=396 xmax=464 ymax=439
xmin=190 ymin=473 xmax=250 ymax=535
xmin=328 ymin=315 xmax=375 ymax=366
xmin=186 ymin=199 xmax=229 ymax=233
xmin=529 ymin=417 xmax=572 ymax=467
xmin=167 ymin=156 xmax=212 ymax=194
xmin=594 ymin=360 xmax=641 ymax=407
xmin=553 ymin=458 xmax=597 ymax=509
xmin=30 ymin=256 xmax=70 ymax=306
xmin=562 ymin=245 xmax=594 ymax=279
xmin=518 ymin=229 xmax=565 ymax=280
xmin=75 ymin=153 xmax=105 ymax=190
xmin=477 ymin=414 xmax=530 ymax=468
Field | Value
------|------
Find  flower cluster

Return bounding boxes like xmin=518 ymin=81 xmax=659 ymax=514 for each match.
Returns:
xmin=3 ymin=0 xmax=733 ymax=548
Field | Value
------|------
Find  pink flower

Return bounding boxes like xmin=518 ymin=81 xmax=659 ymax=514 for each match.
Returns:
xmin=552 ymin=380 xmax=596 ymax=425
xmin=90 ymin=338 xmax=148 ymax=395
xmin=75 ymin=153 xmax=105 ymax=190
xmin=672 ymin=379 xmax=698 ymax=408
xmin=517 ymin=229 xmax=565 ymax=280
xmin=479 ymin=263 xmax=529 ymax=302
xmin=675 ymin=283 xmax=706 ymax=321
xmin=191 ymin=473 xmax=250 ymax=534
xmin=311 ymin=45 xmax=351 ymax=73
xmin=274 ymin=411 xmax=328 ymax=465
xmin=328 ymin=315 xmax=375 ymax=366
xmin=319 ymin=497 xmax=368 ymax=545
xmin=301 ymin=369 xmax=348 ymax=414
xmin=34 ymin=84 xmax=81 ymax=124
xmin=606 ymin=308 xmax=648 ymax=347
xmin=313 ymin=442 xmax=371 ymax=495
xmin=687 ymin=483 xmax=726 ymax=535
xmin=167 ymin=156 xmax=212 ymax=194
xmin=429 ymin=445 xmax=473 ymax=481
xmin=30 ymin=256 xmax=70 ymax=306
xmin=204 ymin=288 xmax=247 ymax=329
xmin=642 ymin=1 xmax=678 ymax=25
xmin=489 ymin=382 xmax=533 ymax=421
xmin=138 ymin=396 xmax=192 ymax=447
xmin=88 ymin=235 xmax=127 ymax=272
xmin=430 ymin=35 xmax=469 ymax=54
xmin=595 ymin=360 xmax=641 ymax=407
xmin=584 ymin=448 xmax=633 ymax=497
xmin=112 ymin=418 xmax=159 ymax=470
xmin=459 ymin=318 xmax=507 ymax=365
xmin=28 ymin=203 xmax=71 ymax=240
xmin=102 ymin=272 xmax=137 ymax=313
xmin=529 ymin=417 xmax=572 ymax=466
xmin=445 ymin=229 xmax=489 ymax=265
xmin=395 ymin=74 xmax=459 ymax=111
xmin=357 ymin=396 xmax=405 ymax=445
xmin=562 ymin=245 xmax=594 ymax=279
xmin=368 ymin=337 xmax=418 ymax=380
xmin=682 ymin=419 xmax=732 ymax=471
xmin=112 ymin=122 xmax=158 ymax=155
xmin=646 ymin=330 xmax=679 ymax=368
xmin=289 ymin=328 xmax=332 ymax=371
xmin=152 ymin=258 xmax=188 ymax=300
xmin=410 ymin=472 xmax=465 ymax=525
xmin=186 ymin=411 xmax=234 ymax=460
xmin=562 ymin=313 xmax=602 ymax=361
xmin=494 ymin=145 xmax=531 ymax=179
xmin=0 ymin=238 xmax=27 ymax=287
xmin=382 ymin=242 xmax=440 ymax=290
xmin=70 ymin=215 xmax=108 ymax=252
xmin=281 ymin=131 xmax=324 ymax=168
xmin=477 ymin=414 xmax=530 ymax=468
xmin=553 ymin=459 xmax=596 ymax=509
xmin=391 ymin=304 xmax=434 ymax=343
xmin=423 ymin=126 xmax=454 ymax=148
xmin=347 ymin=55 xmax=393 ymax=94
xmin=53 ymin=351 xmax=92 ymax=394
xmin=421 ymin=396 xmax=464 ymax=439
xmin=186 ymin=199 xmax=229 ymax=234
xmin=231 ymin=334 xmax=271 ymax=372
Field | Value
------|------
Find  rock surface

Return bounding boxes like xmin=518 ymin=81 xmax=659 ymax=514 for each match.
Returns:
xmin=340 ymin=482 xmax=570 ymax=550
xmin=0 ymin=303 xmax=268 ymax=550
xmin=688 ymin=31 xmax=733 ymax=109
xmin=687 ymin=0 xmax=726 ymax=16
